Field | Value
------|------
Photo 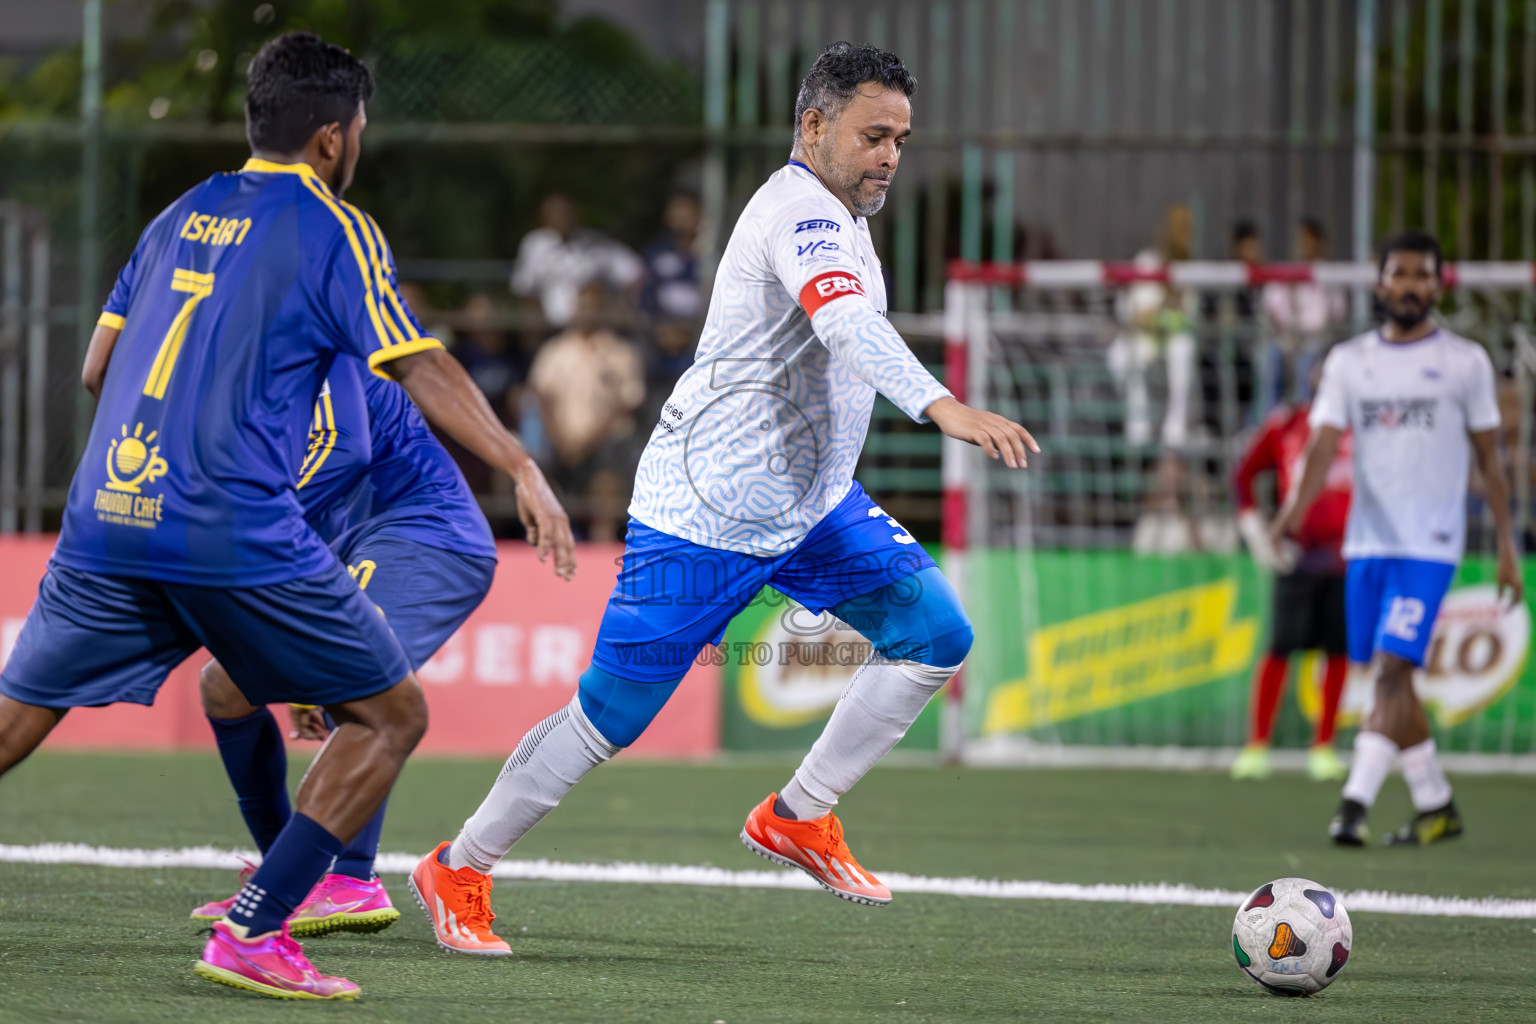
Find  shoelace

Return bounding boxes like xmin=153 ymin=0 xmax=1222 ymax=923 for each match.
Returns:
xmin=271 ymin=930 xmax=321 ymax=976
xmin=804 ymin=814 xmax=847 ymax=857
xmin=453 ymin=873 xmax=498 ymax=932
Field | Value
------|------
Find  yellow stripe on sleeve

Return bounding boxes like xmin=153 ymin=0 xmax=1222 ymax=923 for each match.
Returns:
xmin=340 ymin=200 xmax=410 ymax=346
xmin=298 ymin=176 xmax=393 ymax=353
xmin=367 ymin=336 xmax=445 ymax=378
xmin=360 ymin=210 xmax=421 ymax=341
xmin=296 ymin=390 xmax=338 ymax=490
xmin=97 ymin=311 xmax=126 ymax=330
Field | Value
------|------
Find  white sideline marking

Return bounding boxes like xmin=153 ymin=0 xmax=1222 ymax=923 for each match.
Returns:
xmin=2 ymin=842 xmax=1534 ymax=920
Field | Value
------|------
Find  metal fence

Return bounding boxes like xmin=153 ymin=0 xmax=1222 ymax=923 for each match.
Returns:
xmin=9 ymin=0 xmax=1536 ymax=536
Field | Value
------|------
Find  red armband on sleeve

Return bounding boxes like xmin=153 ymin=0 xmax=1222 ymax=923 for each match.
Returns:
xmin=799 ymin=271 xmax=866 ymax=317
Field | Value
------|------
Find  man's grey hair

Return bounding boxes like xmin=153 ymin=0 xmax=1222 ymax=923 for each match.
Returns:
xmin=793 ymin=42 xmax=917 ymax=143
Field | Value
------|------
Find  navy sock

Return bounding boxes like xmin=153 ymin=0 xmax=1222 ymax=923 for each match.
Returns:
xmin=331 ymin=800 xmax=386 ymax=881
xmin=207 ymin=709 xmax=291 ymax=855
xmin=228 ymin=813 xmax=344 ymax=936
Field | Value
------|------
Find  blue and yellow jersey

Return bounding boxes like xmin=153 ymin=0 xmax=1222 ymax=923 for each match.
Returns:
xmin=359 ymin=370 xmax=497 ymax=561
xmin=54 ymin=158 xmax=442 ymax=585
xmin=299 ymin=355 xmax=494 ymax=561
xmin=296 ymin=367 xmax=373 ymax=546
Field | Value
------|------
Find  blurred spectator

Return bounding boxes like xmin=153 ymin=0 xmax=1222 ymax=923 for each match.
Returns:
xmin=640 ymin=192 xmax=703 ymax=321
xmin=453 ymin=293 xmax=524 ymax=413
xmin=1198 ymin=221 xmax=1260 ymax=438
xmin=511 ymin=193 xmax=644 ymax=328
xmin=639 ymin=192 xmax=704 ymax=420
xmin=397 ymin=281 xmax=454 ymax=344
xmin=529 ymin=280 xmax=646 ymax=541
xmin=1109 ymin=203 xmax=1196 ymax=448
xmin=1262 ymin=216 xmax=1346 ymax=405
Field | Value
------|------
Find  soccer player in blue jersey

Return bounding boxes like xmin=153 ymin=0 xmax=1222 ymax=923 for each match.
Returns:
xmin=187 ymin=355 xmax=500 ymax=938
xmin=0 ymin=33 xmax=572 ymax=999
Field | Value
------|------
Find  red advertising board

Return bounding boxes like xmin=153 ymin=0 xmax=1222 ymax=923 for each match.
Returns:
xmin=0 ymin=537 xmax=719 ymax=758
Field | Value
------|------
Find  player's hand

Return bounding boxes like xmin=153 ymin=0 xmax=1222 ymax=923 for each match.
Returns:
xmin=1268 ymin=503 xmax=1301 ymax=552
xmin=926 ymin=396 xmax=1040 ymax=469
xmin=1239 ymin=509 xmax=1299 ymax=574
xmin=513 ymin=459 xmax=577 ymax=581
xmin=1497 ymin=545 xmax=1524 ymax=609
xmin=288 ymin=704 xmax=329 ymax=742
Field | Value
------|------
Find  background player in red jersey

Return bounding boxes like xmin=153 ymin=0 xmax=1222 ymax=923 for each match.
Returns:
xmin=1232 ymin=361 xmax=1354 ymax=781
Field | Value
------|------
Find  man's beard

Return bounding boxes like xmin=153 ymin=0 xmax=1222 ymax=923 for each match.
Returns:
xmin=1385 ymin=296 xmax=1430 ymax=331
xmin=851 ymin=186 xmax=887 ymax=217
xmin=332 ymin=131 xmax=352 ymax=195
xmin=827 ymin=153 xmax=891 ymax=217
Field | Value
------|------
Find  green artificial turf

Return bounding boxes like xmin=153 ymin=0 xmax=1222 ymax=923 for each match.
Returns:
xmin=1 ymin=752 xmax=1532 ymax=1023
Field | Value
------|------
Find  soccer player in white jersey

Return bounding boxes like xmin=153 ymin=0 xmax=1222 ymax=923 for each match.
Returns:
xmin=1273 ymin=230 xmax=1523 ymax=847
xmin=410 ymin=41 xmax=1038 ymax=953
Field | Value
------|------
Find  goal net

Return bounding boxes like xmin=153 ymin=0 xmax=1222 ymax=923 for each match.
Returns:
xmin=942 ymin=260 xmax=1536 ymax=770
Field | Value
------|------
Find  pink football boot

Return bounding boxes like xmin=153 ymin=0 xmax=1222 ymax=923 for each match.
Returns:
xmin=193 ymin=920 xmax=360 ymax=1000
xmin=288 ymin=873 xmax=400 ymax=937
xmin=189 ymin=859 xmax=257 ymax=921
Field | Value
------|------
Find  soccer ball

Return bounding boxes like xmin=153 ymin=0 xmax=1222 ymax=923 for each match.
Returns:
xmin=1232 ymin=877 xmax=1352 ymax=996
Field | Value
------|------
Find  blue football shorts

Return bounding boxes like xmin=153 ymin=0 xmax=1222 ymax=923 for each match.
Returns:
xmin=329 ymin=523 xmax=496 ymax=670
xmin=1344 ymin=557 xmax=1457 ymax=667
xmin=589 ymin=480 xmax=937 ymax=683
xmin=0 ymin=559 xmax=412 ymax=709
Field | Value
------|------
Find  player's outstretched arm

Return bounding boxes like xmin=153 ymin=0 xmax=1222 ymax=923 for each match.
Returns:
xmin=1270 ymin=424 xmax=1342 ymax=548
xmin=924 ymin=396 xmax=1039 ymax=470
xmin=385 ymin=347 xmax=576 ymax=580
xmin=1471 ymin=428 xmax=1525 ymax=606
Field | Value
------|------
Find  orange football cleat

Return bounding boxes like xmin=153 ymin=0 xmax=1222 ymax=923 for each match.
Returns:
xmin=740 ymin=793 xmax=892 ymax=906
xmin=408 ymin=841 xmax=513 ymax=956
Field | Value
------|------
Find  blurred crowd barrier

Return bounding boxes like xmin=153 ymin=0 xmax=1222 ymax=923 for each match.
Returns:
xmin=0 ymin=537 xmax=719 ymax=757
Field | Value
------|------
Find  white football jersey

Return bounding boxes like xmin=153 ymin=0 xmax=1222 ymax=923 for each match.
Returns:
xmin=1310 ymin=327 xmax=1501 ymax=564
xmin=629 ymin=161 xmax=950 ymax=555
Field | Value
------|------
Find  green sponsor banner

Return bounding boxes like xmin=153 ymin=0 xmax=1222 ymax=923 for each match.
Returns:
xmin=720 ymin=584 xmax=941 ymax=752
xmin=719 ymin=550 xmax=1536 ymax=753
xmin=966 ymin=550 xmax=1536 ymax=753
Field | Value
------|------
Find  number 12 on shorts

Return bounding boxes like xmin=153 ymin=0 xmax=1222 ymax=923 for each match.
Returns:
xmin=143 ymin=268 xmax=215 ymax=400
xmin=1384 ymin=596 xmax=1426 ymax=642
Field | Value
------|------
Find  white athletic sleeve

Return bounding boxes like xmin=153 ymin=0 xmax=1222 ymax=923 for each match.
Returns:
xmin=765 ymin=195 xmax=951 ymax=422
xmin=808 ymin=300 xmax=952 ymax=422
xmin=1309 ymin=347 xmax=1350 ymax=431
xmin=1463 ymin=343 xmax=1502 ymax=433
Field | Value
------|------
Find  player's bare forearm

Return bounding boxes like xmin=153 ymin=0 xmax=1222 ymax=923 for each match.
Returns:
xmin=81 ymin=324 xmax=121 ymax=399
xmin=924 ymin=395 xmax=1040 ymax=469
xmin=387 ymin=347 xmax=531 ymax=475
xmin=1472 ymin=429 xmax=1524 ymax=603
xmin=1271 ymin=425 xmax=1342 ymax=542
xmin=387 ymin=347 xmax=577 ymax=579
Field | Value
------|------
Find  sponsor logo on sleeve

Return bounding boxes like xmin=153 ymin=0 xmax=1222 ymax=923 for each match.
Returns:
xmin=795 ymin=219 xmax=841 ymax=234
xmin=798 ymin=271 xmax=865 ymax=316
xmin=796 ymin=239 xmax=840 ymax=258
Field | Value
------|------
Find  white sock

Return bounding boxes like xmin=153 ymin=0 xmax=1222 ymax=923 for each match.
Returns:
xmin=778 ymin=658 xmax=958 ymax=820
xmin=447 ymin=695 xmax=618 ymax=873
xmin=1399 ymin=738 xmax=1453 ymax=812
xmin=1341 ymin=730 xmax=1398 ymax=808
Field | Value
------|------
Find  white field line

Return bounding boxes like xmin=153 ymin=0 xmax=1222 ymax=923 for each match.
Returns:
xmin=2 ymin=842 xmax=1534 ymax=920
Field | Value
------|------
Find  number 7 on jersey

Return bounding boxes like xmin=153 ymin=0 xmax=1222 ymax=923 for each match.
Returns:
xmin=142 ymin=268 xmax=215 ymax=399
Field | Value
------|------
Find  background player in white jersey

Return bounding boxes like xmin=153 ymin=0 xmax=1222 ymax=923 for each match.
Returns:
xmin=410 ymin=42 xmax=1038 ymax=953
xmin=1274 ymin=230 xmax=1523 ymax=847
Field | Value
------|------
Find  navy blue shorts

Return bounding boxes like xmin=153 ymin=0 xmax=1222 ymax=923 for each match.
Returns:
xmin=591 ymin=481 xmax=936 ymax=682
xmin=331 ymin=526 xmax=496 ymax=670
xmin=0 ymin=560 xmax=411 ymax=709
xmin=1344 ymin=557 xmax=1457 ymax=667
